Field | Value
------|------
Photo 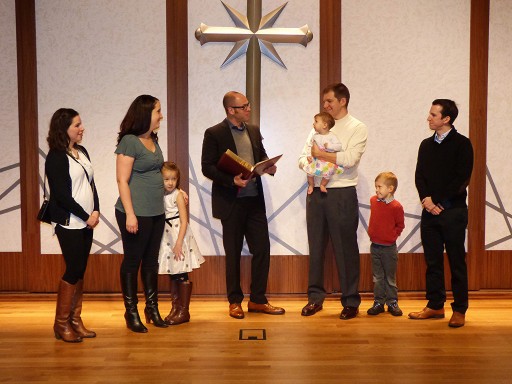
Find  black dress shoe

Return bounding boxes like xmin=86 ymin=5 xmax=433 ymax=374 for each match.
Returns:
xmin=340 ymin=306 xmax=359 ymax=320
xmin=301 ymin=303 xmax=323 ymax=316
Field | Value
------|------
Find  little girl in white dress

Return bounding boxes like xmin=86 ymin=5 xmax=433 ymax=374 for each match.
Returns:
xmin=158 ymin=162 xmax=204 ymax=325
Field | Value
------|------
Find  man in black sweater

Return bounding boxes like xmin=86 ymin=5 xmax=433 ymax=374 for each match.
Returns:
xmin=409 ymin=99 xmax=474 ymax=328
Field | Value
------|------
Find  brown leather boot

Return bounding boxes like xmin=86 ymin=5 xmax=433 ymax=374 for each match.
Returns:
xmin=70 ymin=279 xmax=96 ymax=338
xmin=167 ymin=281 xmax=192 ymax=325
xmin=54 ymin=280 xmax=82 ymax=343
xmin=164 ymin=279 xmax=180 ymax=325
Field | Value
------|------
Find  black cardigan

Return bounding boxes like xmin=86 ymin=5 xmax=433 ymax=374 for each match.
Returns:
xmin=45 ymin=145 xmax=100 ymax=226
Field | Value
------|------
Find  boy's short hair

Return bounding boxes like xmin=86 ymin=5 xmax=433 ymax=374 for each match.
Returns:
xmin=314 ymin=112 xmax=335 ymax=129
xmin=376 ymin=172 xmax=398 ymax=192
xmin=162 ymin=161 xmax=180 ymax=189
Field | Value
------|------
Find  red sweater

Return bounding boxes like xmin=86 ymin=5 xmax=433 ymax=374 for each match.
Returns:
xmin=367 ymin=195 xmax=405 ymax=246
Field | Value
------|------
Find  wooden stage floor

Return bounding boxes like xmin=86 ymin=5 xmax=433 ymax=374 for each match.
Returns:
xmin=1 ymin=293 xmax=512 ymax=383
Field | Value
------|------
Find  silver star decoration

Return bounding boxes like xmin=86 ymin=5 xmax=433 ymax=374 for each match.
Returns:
xmin=195 ymin=1 xmax=313 ymax=68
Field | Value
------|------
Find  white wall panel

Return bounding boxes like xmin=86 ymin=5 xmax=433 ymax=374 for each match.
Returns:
xmin=2 ymin=0 xmax=508 ymax=263
xmin=0 ymin=0 xmax=21 ymax=252
xmin=188 ymin=0 xmax=319 ymax=255
xmin=486 ymin=0 xmax=512 ymax=250
xmin=36 ymin=0 xmax=167 ymax=254
xmin=343 ymin=0 xmax=471 ymax=253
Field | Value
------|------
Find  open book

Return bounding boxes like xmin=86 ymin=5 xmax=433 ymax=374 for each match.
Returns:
xmin=217 ymin=149 xmax=283 ymax=180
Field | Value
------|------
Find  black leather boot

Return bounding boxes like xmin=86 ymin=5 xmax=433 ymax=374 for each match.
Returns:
xmin=141 ymin=269 xmax=168 ymax=328
xmin=120 ymin=272 xmax=148 ymax=333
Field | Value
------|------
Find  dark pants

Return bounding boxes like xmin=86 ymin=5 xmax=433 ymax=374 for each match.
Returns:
xmin=221 ymin=196 xmax=270 ymax=304
xmin=55 ymin=225 xmax=94 ymax=285
xmin=370 ymin=243 xmax=398 ymax=305
xmin=420 ymin=207 xmax=469 ymax=313
xmin=306 ymin=187 xmax=361 ymax=308
xmin=115 ymin=210 xmax=165 ymax=275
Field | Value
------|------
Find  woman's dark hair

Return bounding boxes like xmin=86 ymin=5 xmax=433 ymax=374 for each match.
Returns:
xmin=117 ymin=95 xmax=159 ymax=144
xmin=47 ymin=108 xmax=79 ymax=152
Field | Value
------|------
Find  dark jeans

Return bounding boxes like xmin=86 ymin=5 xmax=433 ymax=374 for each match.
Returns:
xmin=306 ymin=187 xmax=361 ymax=308
xmin=115 ymin=210 xmax=165 ymax=275
xmin=421 ymin=207 xmax=469 ymax=313
xmin=221 ymin=196 xmax=270 ymax=304
xmin=55 ymin=225 xmax=94 ymax=285
xmin=370 ymin=243 xmax=398 ymax=305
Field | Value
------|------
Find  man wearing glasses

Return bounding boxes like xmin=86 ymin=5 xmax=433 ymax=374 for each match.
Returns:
xmin=201 ymin=91 xmax=285 ymax=319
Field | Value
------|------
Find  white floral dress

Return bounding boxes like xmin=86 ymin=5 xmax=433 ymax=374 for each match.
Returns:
xmin=158 ymin=189 xmax=204 ymax=274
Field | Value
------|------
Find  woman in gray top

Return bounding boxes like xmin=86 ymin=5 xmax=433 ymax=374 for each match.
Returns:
xmin=115 ymin=95 xmax=168 ymax=333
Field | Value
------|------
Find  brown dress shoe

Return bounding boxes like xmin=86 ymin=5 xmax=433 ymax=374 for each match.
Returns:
xmin=340 ymin=306 xmax=359 ymax=320
xmin=408 ymin=307 xmax=445 ymax=319
xmin=301 ymin=303 xmax=323 ymax=316
xmin=229 ymin=303 xmax=244 ymax=319
xmin=449 ymin=311 xmax=465 ymax=328
xmin=247 ymin=301 xmax=285 ymax=315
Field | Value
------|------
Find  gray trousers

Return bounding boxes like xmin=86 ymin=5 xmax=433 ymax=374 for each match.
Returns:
xmin=370 ymin=243 xmax=398 ymax=305
xmin=306 ymin=187 xmax=361 ymax=308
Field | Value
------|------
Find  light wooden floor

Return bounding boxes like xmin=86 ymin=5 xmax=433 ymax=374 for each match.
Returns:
xmin=1 ymin=294 xmax=512 ymax=384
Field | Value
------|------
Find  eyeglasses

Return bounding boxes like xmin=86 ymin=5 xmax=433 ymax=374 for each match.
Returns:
xmin=230 ymin=103 xmax=250 ymax=111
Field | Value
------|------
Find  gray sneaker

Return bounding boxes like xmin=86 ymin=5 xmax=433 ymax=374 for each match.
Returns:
xmin=387 ymin=301 xmax=403 ymax=316
xmin=367 ymin=302 xmax=385 ymax=315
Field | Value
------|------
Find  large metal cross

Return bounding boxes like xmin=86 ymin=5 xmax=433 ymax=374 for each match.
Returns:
xmin=195 ymin=0 xmax=313 ymax=126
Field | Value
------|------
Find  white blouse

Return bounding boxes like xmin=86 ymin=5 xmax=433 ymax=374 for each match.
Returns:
xmin=55 ymin=152 xmax=94 ymax=230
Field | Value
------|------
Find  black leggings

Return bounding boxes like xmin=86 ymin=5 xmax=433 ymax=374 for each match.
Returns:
xmin=55 ymin=225 xmax=94 ymax=285
xmin=171 ymin=273 xmax=189 ymax=281
xmin=116 ymin=210 xmax=165 ymax=274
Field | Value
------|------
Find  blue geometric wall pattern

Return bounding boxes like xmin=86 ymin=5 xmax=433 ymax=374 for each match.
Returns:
xmin=188 ymin=155 xmax=426 ymax=256
xmin=485 ymin=166 xmax=512 ymax=249
xmin=29 ymin=156 xmax=510 ymax=254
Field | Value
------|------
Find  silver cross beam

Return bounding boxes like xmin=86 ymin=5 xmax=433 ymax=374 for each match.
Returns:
xmin=195 ymin=1 xmax=313 ymax=68
xmin=195 ymin=1 xmax=313 ymax=125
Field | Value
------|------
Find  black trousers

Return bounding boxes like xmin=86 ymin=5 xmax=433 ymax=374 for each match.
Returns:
xmin=115 ymin=210 xmax=165 ymax=275
xmin=306 ymin=187 xmax=361 ymax=308
xmin=55 ymin=225 xmax=94 ymax=285
xmin=221 ymin=196 xmax=270 ymax=304
xmin=420 ymin=207 xmax=469 ymax=313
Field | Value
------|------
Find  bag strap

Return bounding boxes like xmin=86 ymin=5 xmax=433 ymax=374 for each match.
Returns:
xmin=42 ymin=172 xmax=48 ymax=200
xmin=67 ymin=151 xmax=91 ymax=181
xmin=67 ymin=150 xmax=95 ymax=194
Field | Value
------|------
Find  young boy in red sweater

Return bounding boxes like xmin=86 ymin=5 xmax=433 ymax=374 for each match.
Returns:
xmin=367 ymin=172 xmax=405 ymax=316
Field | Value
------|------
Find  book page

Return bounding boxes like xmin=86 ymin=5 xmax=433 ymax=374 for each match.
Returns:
xmin=252 ymin=154 xmax=283 ymax=176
